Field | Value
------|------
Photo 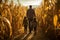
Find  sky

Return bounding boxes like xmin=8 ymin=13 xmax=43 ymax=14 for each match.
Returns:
xmin=8 ymin=0 xmax=43 ymax=8
xmin=20 ymin=0 xmax=42 ymax=6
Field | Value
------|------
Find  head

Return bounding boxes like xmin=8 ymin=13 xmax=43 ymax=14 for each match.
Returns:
xmin=24 ymin=17 xmax=27 ymax=19
xmin=0 ymin=0 xmax=2 ymax=4
xmin=34 ymin=18 xmax=36 ymax=21
xmin=0 ymin=13 xmax=2 ymax=16
xmin=29 ymin=5 xmax=32 ymax=9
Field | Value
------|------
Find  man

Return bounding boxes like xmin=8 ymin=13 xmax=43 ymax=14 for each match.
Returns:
xmin=26 ymin=5 xmax=35 ymax=33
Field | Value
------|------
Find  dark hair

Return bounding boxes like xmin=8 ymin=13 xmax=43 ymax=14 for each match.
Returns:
xmin=24 ymin=17 xmax=26 ymax=19
xmin=0 ymin=13 xmax=2 ymax=16
xmin=29 ymin=5 xmax=32 ymax=8
xmin=34 ymin=18 xmax=36 ymax=21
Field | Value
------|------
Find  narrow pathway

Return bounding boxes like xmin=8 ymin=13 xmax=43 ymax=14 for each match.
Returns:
xmin=14 ymin=26 xmax=49 ymax=40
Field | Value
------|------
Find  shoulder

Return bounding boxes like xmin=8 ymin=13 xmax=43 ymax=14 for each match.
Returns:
xmin=27 ymin=9 xmax=30 ymax=13
xmin=30 ymin=9 xmax=34 ymax=11
xmin=27 ymin=9 xmax=30 ymax=11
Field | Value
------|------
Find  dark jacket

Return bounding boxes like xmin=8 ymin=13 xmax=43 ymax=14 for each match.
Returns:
xmin=23 ymin=17 xmax=28 ymax=26
xmin=27 ymin=9 xmax=35 ymax=20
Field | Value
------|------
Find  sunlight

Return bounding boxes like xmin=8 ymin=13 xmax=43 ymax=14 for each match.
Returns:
xmin=20 ymin=0 xmax=42 ymax=6
xmin=20 ymin=0 xmax=43 ymax=8
xmin=10 ymin=0 xmax=43 ymax=8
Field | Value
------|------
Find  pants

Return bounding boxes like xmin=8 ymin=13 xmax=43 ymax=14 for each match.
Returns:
xmin=24 ymin=25 xmax=27 ymax=33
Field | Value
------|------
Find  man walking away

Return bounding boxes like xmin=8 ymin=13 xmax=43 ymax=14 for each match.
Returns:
xmin=26 ymin=5 xmax=35 ymax=33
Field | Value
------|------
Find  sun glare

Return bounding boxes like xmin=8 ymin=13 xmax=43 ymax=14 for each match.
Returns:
xmin=20 ymin=0 xmax=43 ymax=8
xmin=20 ymin=0 xmax=42 ymax=6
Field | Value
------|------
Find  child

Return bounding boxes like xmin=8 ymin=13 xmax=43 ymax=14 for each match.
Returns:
xmin=33 ymin=18 xmax=37 ymax=34
xmin=23 ymin=17 xmax=28 ymax=33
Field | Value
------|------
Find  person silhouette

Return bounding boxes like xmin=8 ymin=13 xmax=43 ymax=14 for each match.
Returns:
xmin=0 ymin=0 xmax=2 ymax=3
xmin=29 ymin=18 xmax=37 ymax=34
xmin=23 ymin=17 xmax=28 ymax=33
xmin=26 ymin=5 xmax=35 ymax=33
xmin=33 ymin=18 xmax=37 ymax=34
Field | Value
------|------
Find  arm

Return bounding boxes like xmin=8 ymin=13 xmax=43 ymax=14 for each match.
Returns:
xmin=33 ymin=9 xmax=36 ymax=17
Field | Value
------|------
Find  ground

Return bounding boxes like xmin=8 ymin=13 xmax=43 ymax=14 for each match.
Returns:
xmin=14 ymin=26 xmax=50 ymax=40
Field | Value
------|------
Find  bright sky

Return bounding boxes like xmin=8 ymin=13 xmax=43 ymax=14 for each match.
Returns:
xmin=20 ymin=0 xmax=42 ymax=6
xmin=8 ymin=0 xmax=43 ymax=8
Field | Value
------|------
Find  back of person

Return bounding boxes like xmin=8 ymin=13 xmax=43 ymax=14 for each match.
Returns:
xmin=23 ymin=17 xmax=28 ymax=26
xmin=30 ymin=20 xmax=34 ymax=30
xmin=32 ymin=18 xmax=37 ymax=34
xmin=27 ymin=9 xmax=35 ymax=19
xmin=29 ymin=18 xmax=37 ymax=28
xmin=27 ymin=5 xmax=35 ymax=21
xmin=23 ymin=17 xmax=28 ymax=33
xmin=31 ymin=18 xmax=37 ymax=28
xmin=34 ymin=21 xmax=37 ymax=27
